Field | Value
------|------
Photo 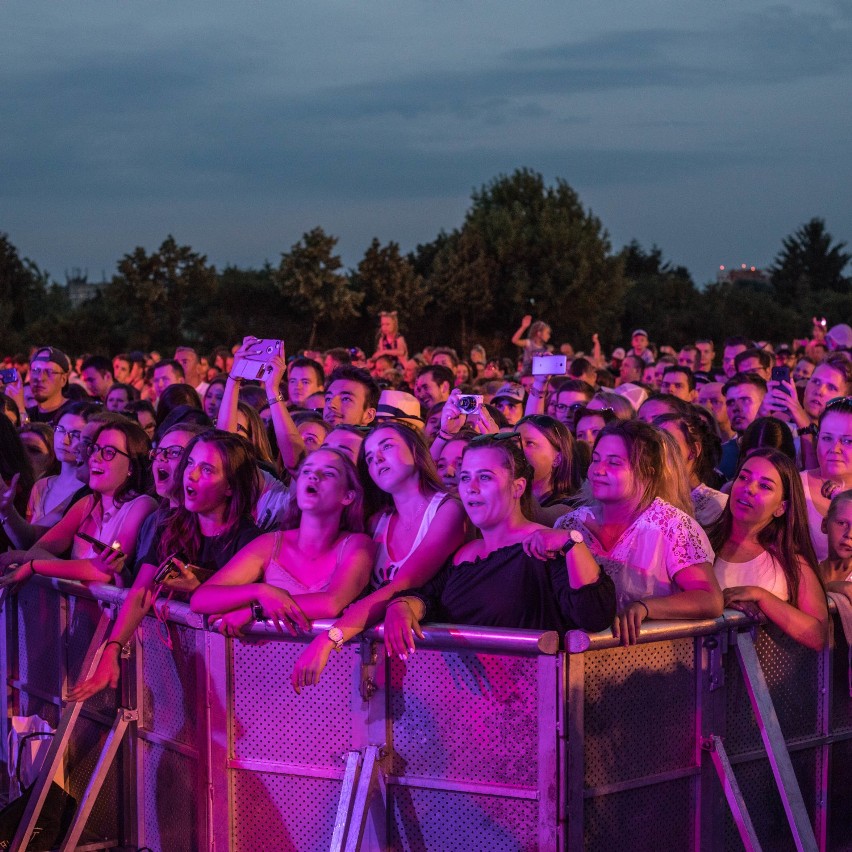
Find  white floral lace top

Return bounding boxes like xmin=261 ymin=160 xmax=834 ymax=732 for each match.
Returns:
xmin=555 ymin=497 xmax=715 ymax=609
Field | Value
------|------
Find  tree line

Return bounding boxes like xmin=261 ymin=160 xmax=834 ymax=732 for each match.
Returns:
xmin=1 ymin=168 xmax=850 ymax=359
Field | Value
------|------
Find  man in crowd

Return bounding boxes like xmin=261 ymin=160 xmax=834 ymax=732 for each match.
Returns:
xmin=151 ymin=359 xmax=185 ymax=402
xmin=287 ymin=357 xmax=324 ymax=409
xmin=491 ymin=382 xmax=526 ymax=426
xmin=79 ymin=355 xmax=114 ymax=402
xmin=26 ymin=347 xmax=71 ymax=423
xmin=618 ymin=354 xmax=644 ymax=386
xmin=175 ymin=346 xmax=209 ymax=396
xmin=660 ymin=366 xmax=697 ymax=403
xmin=734 ymin=347 xmax=772 ymax=382
xmin=323 ymin=366 xmax=380 ymax=427
xmin=628 ymin=329 xmax=654 ymax=364
xmin=721 ymin=336 xmax=752 ymax=380
xmin=719 ymin=373 xmax=767 ymax=479
xmin=113 ymin=352 xmax=146 ymax=392
xmin=413 ymin=365 xmax=453 ymax=411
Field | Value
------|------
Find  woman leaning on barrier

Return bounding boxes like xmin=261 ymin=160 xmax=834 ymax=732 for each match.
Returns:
xmin=0 ymin=419 xmax=157 ymax=588
xmin=710 ymin=448 xmax=829 ymax=650
xmin=524 ymin=419 xmax=724 ymax=646
xmin=383 ymin=433 xmax=616 ymax=658
xmin=67 ymin=427 xmax=262 ymax=701
xmin=290 ymin=421 xmax=466 ymax=692
xmin=190 ymin=448 xmax=374 ymax=645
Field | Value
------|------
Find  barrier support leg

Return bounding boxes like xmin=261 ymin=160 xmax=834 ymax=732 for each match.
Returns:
xmin=10 ymin=609 xmax=112 ymax=851
xmin=343 ymin=745 xmax=382 ymax=852
xmin=331 ymin=750 xmax=363 ymax=852
xmin=58 ymin=706 xmax=137 ymax=851
xmin=702 ymin=735 xmax=762 ymax=852
xmin=734 ymin=635 xmax=818 ymax=852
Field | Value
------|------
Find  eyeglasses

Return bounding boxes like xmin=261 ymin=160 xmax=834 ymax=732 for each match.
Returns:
xmin=149 ymin=446 xmax=185 ymax=461
xmin=554 ymin=402 xmax=586 ymax=414
xmin=29 ymin=367 xmax=64 ymax=380
xmin=55 ymin=425 xmax=82 ymax=441
xmin=85 ymin=443 xmax=130 ymax=462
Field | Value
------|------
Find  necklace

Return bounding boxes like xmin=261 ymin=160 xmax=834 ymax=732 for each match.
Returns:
xmin=400 ymin=499 xmax=426 ymax=532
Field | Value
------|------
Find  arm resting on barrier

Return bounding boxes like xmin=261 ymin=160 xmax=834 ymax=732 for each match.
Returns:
xmin=614 ymin=562 xmax=724 ymax=646
xmin=724 ymin=557 xmax=829 ymax=650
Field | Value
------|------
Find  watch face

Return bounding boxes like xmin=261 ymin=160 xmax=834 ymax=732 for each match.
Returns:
xmin=569 ymin=530 xmax=584 ymax=544
xmin=328 ymin=627 xmax=344 ymax=643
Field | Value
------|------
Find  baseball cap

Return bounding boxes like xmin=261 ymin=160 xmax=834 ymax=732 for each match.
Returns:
xmin=826 ymin=324 xmax=852 ymax=350
xmin=491 ymin=382 xmax=525 ymax=404
xmin=631 ymin=329 xmax=649 ymax=338
xmin=31 ymin=346 xmax=71 ymax=373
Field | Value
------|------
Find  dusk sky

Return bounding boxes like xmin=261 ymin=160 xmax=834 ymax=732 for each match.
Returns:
xmin=2 ymin=0 xmax=851 ymax=285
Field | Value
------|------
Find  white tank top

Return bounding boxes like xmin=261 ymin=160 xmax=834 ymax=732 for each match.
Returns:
xmin=371 ymin=492 xmax=446 ymax=588
xmin=714 ymin=550 xmax=790 ymax=601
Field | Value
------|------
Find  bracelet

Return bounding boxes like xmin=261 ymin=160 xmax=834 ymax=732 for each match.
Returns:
xmin=386 ymin=597 xmax=413 ymax=612
xmin=527 ymin=386 xmax=546 ymax=398
xmin=797 ymin=424 xmax=816 ymax=437
xmin=437 ymin=430 xmax=456 ymax=442
xmin=266 ymin=393 xmax=286 ymax=406
xmin=28 ymin=560 xmax=37 ymax=576
xmin=104 ymin=640 xmax=124 ymax=653
xmin=635 ymin=600 xmax=649 ymax=618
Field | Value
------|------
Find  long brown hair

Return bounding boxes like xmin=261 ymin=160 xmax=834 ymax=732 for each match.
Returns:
xmin=708 ymin=448 xmax=821 ymax=603
xmin=158 ymin=430 xmax=259 ymax=563
xmin=516 ymin=414 xmax=581 ymax=498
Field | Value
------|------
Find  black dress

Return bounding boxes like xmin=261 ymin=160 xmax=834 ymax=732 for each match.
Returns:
xmin=401 ymin=543 xmax=616 ymax=634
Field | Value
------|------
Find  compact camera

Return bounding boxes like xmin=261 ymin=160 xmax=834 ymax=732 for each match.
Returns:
xmin=230 ymin=338 xmax=285 ymax=381
xmin=0 ymin=368 xmax=19 ymax=385
xmin=458 ymin=394 xmax=484 ymax=414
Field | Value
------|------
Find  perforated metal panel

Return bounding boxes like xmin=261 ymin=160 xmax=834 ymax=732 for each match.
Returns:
xmin=724 ymin=630 xmax=822 ymax=756
xmin=231 ymin=770 xmax=340 ymax=852
xmin=231 ymin=639 xmax=360 ymax=766
xmin=16 ymin=583 xmax=62 ymax=700
xmin=139 ymin=619 xmax=199 ymax=746
xmin=388 ymin=786 xmax=538 ymax=852
xmin=584 ymin=778 xmax=692 ymax=852
xmin=582 ymin=638 xmax=696 ymax=788
xmin=388 ymin=650 xmax=540 ymax=787
xmin=140 ymin=739 xmax=198 ymax=852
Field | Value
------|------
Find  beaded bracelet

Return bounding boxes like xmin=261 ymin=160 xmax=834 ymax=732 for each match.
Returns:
xmin=635 ymin=600 xmax=649 ymax=618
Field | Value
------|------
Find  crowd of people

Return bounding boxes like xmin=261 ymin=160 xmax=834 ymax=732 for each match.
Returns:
xmin=1 ymin=312 xmax=851 ymax=699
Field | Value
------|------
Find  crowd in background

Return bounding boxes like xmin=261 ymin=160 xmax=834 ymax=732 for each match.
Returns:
xmin=1 ymin=310 xmax=851 ymax=697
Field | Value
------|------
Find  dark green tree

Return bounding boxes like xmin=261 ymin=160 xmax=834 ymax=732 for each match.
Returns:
xmin=0 ymin=233 xmax=60 ymax=353
xmin=353 ymin=238 xmax=430 ymax=348
xmin=771 ymin=218 xmax=850 ymax=304
xmin=272 ymin=227 xmax=362 ymax=349
xmin=619 ymin=241 xmax=703 ymax=346
xmin=425 ymin=169 xmax=626 ymax=353
xmin=98 ymin=236 xmax=217 ymax=352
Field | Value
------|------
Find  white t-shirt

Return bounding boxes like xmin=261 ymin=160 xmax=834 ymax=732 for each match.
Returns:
xmin=555 ymin=497 xmax=715 ymax=609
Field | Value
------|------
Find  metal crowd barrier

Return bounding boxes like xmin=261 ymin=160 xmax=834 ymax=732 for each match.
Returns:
xmin=1 ymin=578 xmax=850 ymax=851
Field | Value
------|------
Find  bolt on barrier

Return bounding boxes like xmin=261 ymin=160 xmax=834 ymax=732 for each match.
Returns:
xmin=1 ymin=577 xmax=850 ymax=851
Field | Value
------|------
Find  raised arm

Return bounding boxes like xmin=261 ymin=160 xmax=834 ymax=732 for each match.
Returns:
xmin=262 ymin=354 xmax=305 ymax=474
xmin=511 ymin=315 xmax=533 ymax=348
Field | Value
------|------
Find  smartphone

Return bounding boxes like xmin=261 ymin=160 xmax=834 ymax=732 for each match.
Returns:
xmin=457 ymin=394 xmax=483 ymax=415
xmin=76 ymin=531 xmax=123 ymax=555
xmin=532 ymin=354 xmax=567 ymax=377
xmin=154 ymin=555 xmax=182 ymax=585
xmin=771 ymin=366 xmax=792 ymax=396
xmin=230 ymin=338 xmax=285 ymax=381
xmin=0 ymin=368 xmax=19 ymax=384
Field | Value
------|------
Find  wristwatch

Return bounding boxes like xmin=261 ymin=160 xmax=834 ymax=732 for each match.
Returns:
xmin=797 ymin=424 xmax=817 ymax=437
xmin=560 ymin=529 xmax=584 ymax=555
xmin=250 ymin=602 xmax=267 ymax=622
xmin=327 ymin=626 xmax=344 ymax=652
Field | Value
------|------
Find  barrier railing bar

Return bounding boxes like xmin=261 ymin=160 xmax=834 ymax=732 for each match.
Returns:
xmin=582 ymin=765 xmax=701 ymax=799
xmin=724 ymin=731 xmax=852 ymax=765
xmin=226 ymin=757 xmax=346 ymax=780
xmin=58 ymin=706 xmax=137 ymax=852
xmin=11 ymin=610 xmax=112 ymax=851
xmin=703 ymin=735 xmax=762 ymax=852
xmin=331 ymin=750 xmax=362 ymax=852
xmin=734 ymin=634 xmax=819 ymax=852
xmin=344 ymin=744 xmax=381 ymax=852
xmin=0 ymin=599 xmax=8 ymax=780
xmin=385 ymin=776 xmax=539 ymax=799
xmin=205 ymin=629 xmax=231 ymax=852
